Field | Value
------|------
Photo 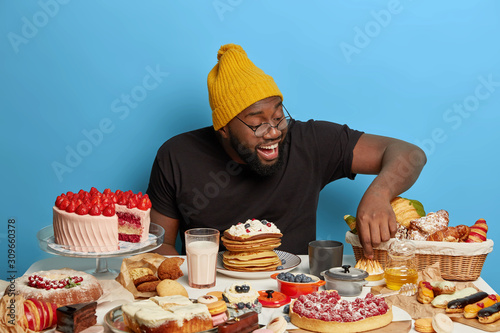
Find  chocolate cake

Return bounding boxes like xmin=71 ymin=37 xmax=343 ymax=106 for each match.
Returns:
xmin=56 ymin=301 xmax=97 ymax=333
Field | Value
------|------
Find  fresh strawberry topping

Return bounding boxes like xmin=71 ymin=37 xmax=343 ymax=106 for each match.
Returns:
xmin=137 ymin=194 xmax=152 ymax=211
xmin=55 ymin=195 xmax=65 ymax=207
xmin=127 ymin=197 xmax=138 ymax=209
xmin=103 ymin=204 xmax=115 ymax=217
xmin=57 ymin=188 xmax=150 ymax=216
xmin=59 ymin=198 xmax=70 ymax=210
xmin=75 ymin=204 xmax=90 ymax=215
xmin=65 ymin=201 xmax=77 ymax=213
xmin=89 ymin=205 xmax=101 ymax=216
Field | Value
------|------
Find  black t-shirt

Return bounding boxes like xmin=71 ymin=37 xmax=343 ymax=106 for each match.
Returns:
xmin=146 ymin=119 xmax=363 ymax=254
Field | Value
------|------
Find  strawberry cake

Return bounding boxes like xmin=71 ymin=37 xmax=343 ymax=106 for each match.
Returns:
xmin=290 ymin=290 xmax=393 ymax=333
xmin=53 ymin=188 xmax=151 ymax=253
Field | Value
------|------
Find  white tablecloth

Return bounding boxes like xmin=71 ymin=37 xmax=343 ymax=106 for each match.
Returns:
xmin=24 ymin=255 xmax=497 ymax=333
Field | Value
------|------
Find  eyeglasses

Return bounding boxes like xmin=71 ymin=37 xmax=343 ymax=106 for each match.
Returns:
xmin=235 ymin=105 xmax=292 ymax=138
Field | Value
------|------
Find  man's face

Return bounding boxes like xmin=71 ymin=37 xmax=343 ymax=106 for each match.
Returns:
xmin=222 ymin=96 xmax=288 ymax=176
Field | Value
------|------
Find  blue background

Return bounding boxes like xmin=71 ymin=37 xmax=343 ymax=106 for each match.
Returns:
xmin=1 ymin=1 xmax=499 ymax=285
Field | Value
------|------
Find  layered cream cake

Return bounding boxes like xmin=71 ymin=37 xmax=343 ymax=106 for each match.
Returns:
xmin=122 ymin=296 xmax=213 ymax=333
xmin=53 ymin=188 xmax=151 ymax=252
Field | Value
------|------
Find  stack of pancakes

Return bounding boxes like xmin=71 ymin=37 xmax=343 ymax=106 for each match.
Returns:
xmin=221 ymin=219 xmax=283 ymax=272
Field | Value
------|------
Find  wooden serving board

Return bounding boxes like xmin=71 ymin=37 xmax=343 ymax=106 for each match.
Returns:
xmin=372 ymin=284 xmax=500 ymax=332
xmin=451 ymin=317 xmax=500 ymax=332
xmin=288 ymin=320 xmax=412 ymax=333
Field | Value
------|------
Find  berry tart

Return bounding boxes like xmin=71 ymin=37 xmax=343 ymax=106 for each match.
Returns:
xmin=53 ymin=187 xmax=151 ymax=252
xmin=290 ymin=290 xmax=393 ymax=333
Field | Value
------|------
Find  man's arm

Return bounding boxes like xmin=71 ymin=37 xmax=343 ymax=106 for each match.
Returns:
xmin=351 ymin=133 xmax=427 ymax=258
xmin=151 ymin=208 xmax=180 ymax=254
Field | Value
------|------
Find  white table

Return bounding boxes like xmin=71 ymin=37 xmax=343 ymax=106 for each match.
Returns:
xmin=25 ymin=255 xmax=497 ymax=333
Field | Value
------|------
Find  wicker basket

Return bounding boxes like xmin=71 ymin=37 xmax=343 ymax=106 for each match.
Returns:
xmin=345 ymin=231 xmax=493 ymax=281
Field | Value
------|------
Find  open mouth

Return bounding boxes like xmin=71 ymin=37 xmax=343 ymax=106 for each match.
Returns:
xmin=256 ymin=143 xmax=279 ymax=161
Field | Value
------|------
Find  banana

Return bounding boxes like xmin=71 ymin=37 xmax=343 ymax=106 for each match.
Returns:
xmin=344 ymin=215 xmax=357 ymax=234
xmin=344 ymin=197 xmax=425 ymax=233
xmin=390 ymin=197 xmax=426 ymax=228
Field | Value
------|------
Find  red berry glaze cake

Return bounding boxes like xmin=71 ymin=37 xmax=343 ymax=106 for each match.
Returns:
xmin=53 ymin=187 xmax=151 ymax=252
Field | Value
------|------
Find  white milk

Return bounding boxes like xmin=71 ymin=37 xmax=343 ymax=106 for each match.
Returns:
xmin=186 ymin=240 xmax=218 ymax=287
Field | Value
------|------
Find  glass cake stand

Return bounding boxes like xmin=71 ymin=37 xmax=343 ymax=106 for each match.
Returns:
xmin=37 ymin=223 xmax=165 ymax=279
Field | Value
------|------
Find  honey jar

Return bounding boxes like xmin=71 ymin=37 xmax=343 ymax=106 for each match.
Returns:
xmin=384 ymin=239 xmax=418 ymax=290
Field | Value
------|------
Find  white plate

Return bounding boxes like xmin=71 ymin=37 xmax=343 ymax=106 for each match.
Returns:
xmin=217 ymin=250 xmax=301 ymax=279
xmin=392 ymin=305 xmax=412 ymax=321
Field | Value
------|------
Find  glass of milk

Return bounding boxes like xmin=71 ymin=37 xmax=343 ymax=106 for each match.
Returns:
xmin=185 ymin=228 xmax=220 ymax=288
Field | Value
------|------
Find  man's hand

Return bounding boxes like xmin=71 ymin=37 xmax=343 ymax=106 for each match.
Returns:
xmin=356 ymin=191 xmax=397 ymax=258
xmin=351 ymin=133 xmax=426 ymax=258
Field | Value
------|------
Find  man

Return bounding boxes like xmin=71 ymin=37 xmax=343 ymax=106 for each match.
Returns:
xmin=147 ymin=43 xmax=426 ymax=259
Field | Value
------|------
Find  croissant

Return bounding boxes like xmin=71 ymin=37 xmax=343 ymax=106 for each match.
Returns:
xmin=427 ymin=227 xmax=459 ymax=242
xmin=455 ymin=224 xmax=470 ymax=242
xmin=390 ymin=197 xmax=426 ymax=228
xmin=466 ymin=219 xmax=488 ymax=242
xmin=408 ymin=210 xmax=449 ymax=241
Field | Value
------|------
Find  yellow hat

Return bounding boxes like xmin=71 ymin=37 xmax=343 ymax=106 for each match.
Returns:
xmin=207 ymin=44 xmax=283 ymax=130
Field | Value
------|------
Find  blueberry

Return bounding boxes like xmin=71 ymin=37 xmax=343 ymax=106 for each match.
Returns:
xmin=284 ymin=315 xmax=291 ymax=323
xmin=283 ymin=304 xmax=290 ymax=314
xmin=261 ymin=219 xmax=268 ymax=224
xmin=223 ymin=295 xmax=229 ymax=302
xmin=277 ymin=272 xmax=286 ymax=280
xmin=294 ymin=275 xmax=303 ymax=282
xmin=235 ymin=286 xmax=242 ymax=293
xmin=276 ymin=265 xmax=284 ymax=270
xmin=242 ymin=285 xmax=250 ymax=292
xmin=245 ymin=302 xmax=252 ymax=309
xmin=237 ymin=302 xmax=245 ymax=309
xmin=281 ymin=259 xmax=286 ymax=265
xmin=244 ymin=223 xmax=250 ymax=228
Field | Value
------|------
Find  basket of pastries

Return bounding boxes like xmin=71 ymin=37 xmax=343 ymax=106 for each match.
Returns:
xmin=344 ymin=197 xmax=494 ymax=281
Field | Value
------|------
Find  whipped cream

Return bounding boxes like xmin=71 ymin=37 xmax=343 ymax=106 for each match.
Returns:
xmin=227 ymin=219 xmax=281 ymax=237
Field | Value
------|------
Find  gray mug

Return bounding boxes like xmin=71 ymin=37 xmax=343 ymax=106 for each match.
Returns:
xmin=308 ymin=240 xmax=344 ymax=278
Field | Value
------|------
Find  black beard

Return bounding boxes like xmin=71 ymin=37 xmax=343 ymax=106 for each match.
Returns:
xmin=228 ymin=130 xmax=285 ymax=177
